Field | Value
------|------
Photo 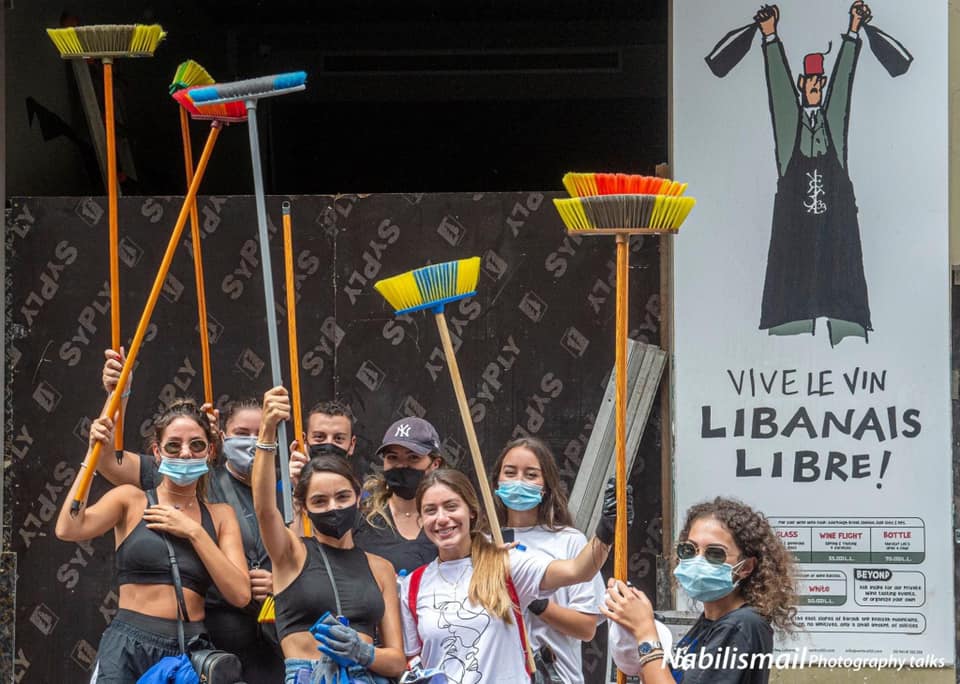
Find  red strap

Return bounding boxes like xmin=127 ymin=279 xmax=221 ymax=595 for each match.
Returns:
xmin=407 ymin=565 xmax=428 ymax=634
xmin=505 ymin=575 xmax=535 ymax=676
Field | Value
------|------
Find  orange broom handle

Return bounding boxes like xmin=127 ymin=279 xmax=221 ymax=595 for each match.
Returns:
xmin=180 ymin=106 xmax=214 ymax=406
xmin=103 ymin=58 xmax=124 ymax=460
xmin=615 ymin=235 xmax=629 ymax=684
xmin=71 ymin=122 xmax=222 ymax=514
xmin=282 ymin=202 xmax=311 ymax=536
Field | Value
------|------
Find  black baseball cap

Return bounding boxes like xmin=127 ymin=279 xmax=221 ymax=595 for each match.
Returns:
xmin=375 ymin=417 xmax=441 ymax=457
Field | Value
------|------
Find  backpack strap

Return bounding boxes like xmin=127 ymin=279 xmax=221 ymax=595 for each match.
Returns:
xmin=407 ymin=564 xmax=429 ymax=636
xmin=505 ymin=574 xmax=536 ymax=676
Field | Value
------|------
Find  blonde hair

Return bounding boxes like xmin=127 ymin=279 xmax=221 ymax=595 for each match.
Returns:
xmin=417 ymin=469 xmax=516 ymax=623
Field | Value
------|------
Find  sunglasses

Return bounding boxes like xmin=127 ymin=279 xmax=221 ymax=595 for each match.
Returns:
xmin=161 ymin=439 xmax=209 ymax=456
xmin=676 ymin=540 xmax=735 ymax=566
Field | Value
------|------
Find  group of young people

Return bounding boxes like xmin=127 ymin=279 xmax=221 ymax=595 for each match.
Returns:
xmin=55 ymin=348 xmax=798 ymax=684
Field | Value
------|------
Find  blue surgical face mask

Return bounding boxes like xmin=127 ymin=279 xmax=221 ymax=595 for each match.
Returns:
xmin=673 ymin=556 xmax=746 ymax=603
xmin=495 ymin=480 xmax=544 ymax=511
xmin=158 ymin=456 xmax=209 ymax=486
xmin=222 ymin=435 xmax=257 ymax=476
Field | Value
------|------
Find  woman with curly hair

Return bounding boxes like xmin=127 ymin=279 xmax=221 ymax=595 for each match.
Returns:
xmin=602 ymin=497 xmax=797 ymax=683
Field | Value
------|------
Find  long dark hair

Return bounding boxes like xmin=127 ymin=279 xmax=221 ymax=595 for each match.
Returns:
xmin=491 ymin=437 xmax=573 ymax=530
xmin=152 ymin=398 xmax=217 ymax=501
xmin=679 ymin=497 xmax=798 ymax=632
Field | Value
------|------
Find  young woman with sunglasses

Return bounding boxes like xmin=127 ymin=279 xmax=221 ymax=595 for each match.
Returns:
xmin=96 ymin=348 xmax=284 ymax=682
xmin=602 ymin=497 xmax=797 ymax=684
xmin=354 ymin=417 xmax=444 ymax=573
xmin=254 ymin=386 xmax=406 ymax=684
xmin=55 ymin=399 xmax=250 ymax=683
xmin=402 ymin=468 xmax=629 ymax=684
xmin=491 ymin=437 xmax=605 ymax=684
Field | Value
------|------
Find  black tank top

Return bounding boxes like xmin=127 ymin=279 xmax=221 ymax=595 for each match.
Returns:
xmin=115 ymin=491 xmax=219 ymax=596
xmin=274 ymin=538 xmax=384 ymax=641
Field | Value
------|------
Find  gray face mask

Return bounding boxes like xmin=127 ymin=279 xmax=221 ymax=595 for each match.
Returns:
xmin=222 ymin=435 xmax=257 ymax=475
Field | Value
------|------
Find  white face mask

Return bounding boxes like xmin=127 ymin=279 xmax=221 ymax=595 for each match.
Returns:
xmin=222 ymin=435 xmax=257 ymax=475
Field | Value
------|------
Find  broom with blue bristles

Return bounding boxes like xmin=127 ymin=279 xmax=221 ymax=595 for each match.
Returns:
xmin=374 ymin=258 xmax=503 ymax=546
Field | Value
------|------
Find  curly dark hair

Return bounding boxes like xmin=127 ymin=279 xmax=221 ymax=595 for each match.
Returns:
xmin=679 ymin=497 xmax=798 ymax=633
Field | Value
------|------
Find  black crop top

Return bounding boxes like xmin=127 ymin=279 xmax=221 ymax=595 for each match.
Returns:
xmin=275 ymin=538 xmax=384 ymax=642
xmin=115 ymin=492 xmax=219 ymax=596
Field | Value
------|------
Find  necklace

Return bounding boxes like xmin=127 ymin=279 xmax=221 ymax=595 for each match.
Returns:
xmin=436 ymin=560 xmax=469 ymax=588
xmin=390 ymin=501 xmax=417 ymax=520
xmin=160 ymin=483 xmax=197 ymax=510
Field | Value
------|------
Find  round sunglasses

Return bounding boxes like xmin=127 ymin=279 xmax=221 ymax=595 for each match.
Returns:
xmin=160 ymin=438 xmax=209 ymax=456
xmin=676 ymin=540 xmax=734 ymax=566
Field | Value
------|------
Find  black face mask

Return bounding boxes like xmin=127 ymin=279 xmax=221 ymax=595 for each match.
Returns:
xmin=309 ymin=442 xmax=349 ymax=460
xmin=307 ymin=503 xmax=358 ymax=539
xmin=384 ymin=467 xmax=425 ymax=500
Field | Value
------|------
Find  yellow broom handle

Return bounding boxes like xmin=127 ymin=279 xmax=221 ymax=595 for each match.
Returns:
xmin=180 ymin=107 xmax=214 ymax=407
xmin=615 ymin=234 xmax=629 ymax=684
xmin=71 ymin=123 xmax=222 ymax=514
xmin=433 ymin=311 xmax=503 ymax=547
xmin=103 ymin=58 xmax=124 ymax=458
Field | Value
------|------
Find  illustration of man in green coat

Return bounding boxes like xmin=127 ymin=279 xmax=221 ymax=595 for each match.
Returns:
xmin=756 ymin=2 xmax=873 ymax=346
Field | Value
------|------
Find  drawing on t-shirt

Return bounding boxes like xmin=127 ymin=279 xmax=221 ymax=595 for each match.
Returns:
xmin=704 ymin=2 xmax=913 ymax=346
xmin=433 ymin=592 xmax=490 ymax=684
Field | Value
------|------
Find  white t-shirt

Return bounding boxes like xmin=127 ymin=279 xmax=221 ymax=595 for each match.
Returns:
xmin=401 ymin=547 xmax=553 ymax=684
xmin=512 ymin=525 xmax=605 ymax=684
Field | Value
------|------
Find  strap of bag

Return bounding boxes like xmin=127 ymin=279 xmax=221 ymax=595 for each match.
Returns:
xmin=146 ymin=488 xmax=190 ymax=654
xmin=505 ymin=574 xmax=536 ymax=676
xmin=407 ymin=565 xmax=428 ymax=632
xmin=212 ymin=467 xmax=259 ymax=565
xmin=314 ymin=539 xmax=343 ymax=616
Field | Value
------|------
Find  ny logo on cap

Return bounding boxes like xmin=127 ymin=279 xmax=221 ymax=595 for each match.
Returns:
xmin=396 ymin=423 xmax=412 ymax=438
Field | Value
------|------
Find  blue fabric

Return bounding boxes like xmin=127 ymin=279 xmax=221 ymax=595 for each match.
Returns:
xmin=136 ymin=653 xmax=199 ymax=684
xmin=284 ymin=657 xmax=391 ymax=684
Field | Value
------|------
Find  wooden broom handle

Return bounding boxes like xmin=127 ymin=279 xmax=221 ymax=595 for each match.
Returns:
xmin=433 ymin=311 xmax=504 ymax=547
xmin=103 ymin=59 xmax=124 ymax=458
xmin=615 ymin=234 xmax=630 ymax=684
xmin=180 ymin=107 xmax=214 ymax=407
xmin=71 ymin=123 xmax=222 ymax=514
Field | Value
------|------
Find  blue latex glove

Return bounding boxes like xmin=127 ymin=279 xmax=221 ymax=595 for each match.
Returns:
xmin=312 ymin=622 xmax=375 ymax=669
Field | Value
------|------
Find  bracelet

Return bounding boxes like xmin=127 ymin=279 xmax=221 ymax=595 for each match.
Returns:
xmin=256 ymin=441 xmax=278 ymax=451
xmin=121 ymin=389 xmax=131 ymax=398
xmin=638 ymin=651 xmax=665 ymax=668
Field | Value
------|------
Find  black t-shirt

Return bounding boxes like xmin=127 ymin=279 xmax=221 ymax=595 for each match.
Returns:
xmin=671 ymin=606 xmax=774 ymax=684
xmin=352 ymin=509 xmax=437 ymax=574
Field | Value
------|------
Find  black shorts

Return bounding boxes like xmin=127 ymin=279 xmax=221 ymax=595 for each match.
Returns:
xmin=90 ymin=608 xmax=206 ymax=683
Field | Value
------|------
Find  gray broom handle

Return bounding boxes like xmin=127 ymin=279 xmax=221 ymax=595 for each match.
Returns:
xmin=246 ymin=100 xmax=293 ymax=524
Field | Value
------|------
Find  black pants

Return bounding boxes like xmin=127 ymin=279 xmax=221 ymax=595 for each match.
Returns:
xmin=91 ymin=609 xmax=206 ymax=683
xmin=205 ymin=606 xmax=284 ymax=683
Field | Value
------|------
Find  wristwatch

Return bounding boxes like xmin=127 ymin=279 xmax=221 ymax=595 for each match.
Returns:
xmin=638 ymin=641 xmax=662 ymax=656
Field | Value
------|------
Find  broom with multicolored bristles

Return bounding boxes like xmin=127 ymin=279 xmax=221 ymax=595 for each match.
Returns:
xmin=554 ymin=173 xmax=694 ymax=683
xmin=170 ymin=61 xmax=216 ymax=411
xmin=47 ymin=23 xmax=166 ymax=465
xmin=374 ymin=258 xmax=503 ymax=544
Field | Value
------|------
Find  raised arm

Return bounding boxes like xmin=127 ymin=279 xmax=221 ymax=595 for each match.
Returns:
xmin=825 ymin=1 xmax=868 ymax=168
xmin=252 ymin=386 xmax=300 ymax=570
xmin=55 ymin=415 xmax=131 ymax=541
xmin=95 ymin=347 xmax=142 ymax=486
xmin=758 ymin=5 xmax=800 ymax=176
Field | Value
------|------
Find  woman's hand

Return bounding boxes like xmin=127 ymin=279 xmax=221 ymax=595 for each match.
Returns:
xmin=289 ymin=439 xmax=308 ymax=486
xmin=144 ymin=504 xmax=205 ymax=541
xmin=601 ymin=579 xmax=658 ymax=642
xmin=102 ymin=347 xmax=130 ymax=395
xmin=249 ymin=568 xmax=273 ymax=602
xmin=260 ymin=386 xmax=291 ymax=435
xmin=89 ymin=416 xmax=115 ymax=450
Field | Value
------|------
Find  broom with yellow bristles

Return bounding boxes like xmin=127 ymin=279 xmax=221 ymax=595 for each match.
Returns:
xmin=373 ymin=258 xmax=502 ymax=541
xmin=554 ymin=171 xmax=695 ymax=684
xmin=170 ymin=60 xmax=216 ymax=411
xmin=47 ymin=23 xmax=166 ymax=465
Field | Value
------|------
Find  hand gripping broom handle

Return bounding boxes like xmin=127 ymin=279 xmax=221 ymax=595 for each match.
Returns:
xmin=71 ymin=122 xmax=222 ymax=514
xmin=179 ymin=106 xmax=214 ymax=407
xmin=433 ymin=311 xmax=504 ymax=547
xmin=104 ymin=58 xmax=125 ymax=464
xmin=247 ymin=101 xmax=294 ymax=524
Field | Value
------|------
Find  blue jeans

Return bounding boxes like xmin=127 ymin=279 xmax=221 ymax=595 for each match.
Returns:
xmin=284 ymin=657 xmax=392 ymax=684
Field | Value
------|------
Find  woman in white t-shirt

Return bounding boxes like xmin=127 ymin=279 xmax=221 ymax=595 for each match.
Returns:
xmin=401 ymin=468 xmax=627 ymax=684
xmin=491 ymin=437 xmax=605 ymax=684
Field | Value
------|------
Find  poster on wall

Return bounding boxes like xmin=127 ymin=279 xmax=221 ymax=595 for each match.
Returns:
xmin=672 ymin=0 xmax=952 ymax=666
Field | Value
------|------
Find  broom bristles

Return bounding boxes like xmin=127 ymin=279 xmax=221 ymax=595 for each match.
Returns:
xmin=170 ymin=59 xmax=215 ymax=94
xmin=562 ymin=172 xmax=686 ymax=198
xmin=173 ymin=88 xmax=248 ymax=122
xmin=46 ymin=24 xmax=166 ymax=58
xmin=554 ymin=195 xmax=696 ymax=232
xmin=375 ymin=257 xmax=481 ymax=315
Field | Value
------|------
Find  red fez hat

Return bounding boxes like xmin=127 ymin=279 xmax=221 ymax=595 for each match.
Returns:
xmin=803 ymin=52 xmax=825 ymax=76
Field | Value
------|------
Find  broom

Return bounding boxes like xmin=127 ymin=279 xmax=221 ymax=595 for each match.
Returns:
xmin=553 ymin=173 xmax=695 ymax=684
xmin=372 ymin=258 xmax=503 ymax=541
xmin=47 ymin=24 xmax=166 ymax=465
xmin=188 ymin=72 xmax=308 ymax=524
xmin=71 ymin=121 xmax=222 ymax=514
xmin=170 ymin=61 xmax=216 ymax=411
